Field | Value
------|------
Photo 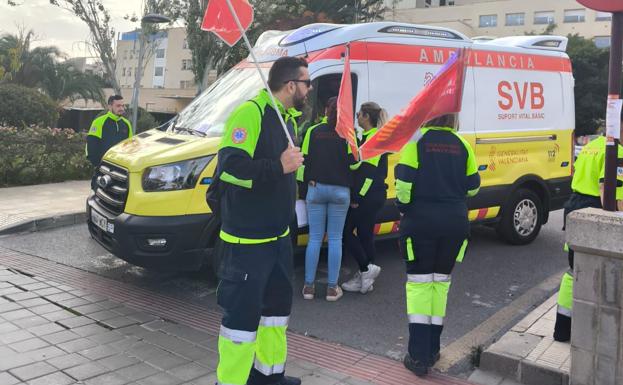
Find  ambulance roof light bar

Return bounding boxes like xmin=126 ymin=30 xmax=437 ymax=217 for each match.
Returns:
xmin=378 ymin=25 xmax=468 ymax=41
xmin=481 ymin=36 xmax=569 ymax=52
xmin=279 ymin=24 xmax=343 ymax=46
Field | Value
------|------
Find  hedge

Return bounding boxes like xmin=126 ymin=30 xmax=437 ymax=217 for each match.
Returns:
xmin=0 ymin=126 xmax=92 ymax=187
xmin=0 ymin=84 xmax=59 ymax=128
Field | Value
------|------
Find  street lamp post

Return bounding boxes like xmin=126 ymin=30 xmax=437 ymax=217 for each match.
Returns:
xmin=130 ymin=13 xmax=172 ymax=131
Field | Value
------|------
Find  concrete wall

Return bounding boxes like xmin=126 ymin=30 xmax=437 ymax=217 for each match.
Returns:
xmin=566 ymin=208 xmax=623 ymax=385
xmin=386 ymin=0 xmax=612 ymax=40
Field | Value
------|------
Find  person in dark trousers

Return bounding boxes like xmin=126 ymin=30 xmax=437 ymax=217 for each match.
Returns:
xmin=395 ymin=114 xmax=480 ymax=377
xmin=341 ymin=102 xmax=389 ymax=294
xmin=553 ymin=121 xmax=623 ymax=342
xmin=86 ymin=95 xmax=132 ymax=189
xmin=298 ymin=97 xmax=354 ymax=302
xmin=214 ymin=56 xmax=310 ymax=385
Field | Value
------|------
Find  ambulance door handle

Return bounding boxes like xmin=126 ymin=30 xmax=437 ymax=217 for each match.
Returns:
xmin=476 ymin=135 xmax=556 ymax=144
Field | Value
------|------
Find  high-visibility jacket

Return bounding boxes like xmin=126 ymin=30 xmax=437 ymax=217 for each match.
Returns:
xmin=572 ymin=135 xmax=623 ymax=200
xmin=86 ymin=111 xmax=132 ymax=167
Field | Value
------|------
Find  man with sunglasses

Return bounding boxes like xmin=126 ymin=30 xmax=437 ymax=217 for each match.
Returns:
xmin=214 ymin=56 xmax=312 ymax=385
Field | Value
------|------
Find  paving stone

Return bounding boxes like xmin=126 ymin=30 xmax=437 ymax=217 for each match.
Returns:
xmin=27 ymin=322 xmax=65 ymax=337
xmin=79 ymin=344 xmax=121 ymax=360
xmin=56 ymin=285 xmax=74 ymax=292
xmin=84 ymin=372 xmax=130 ymax=385
xmin=95 ymin=300 xmax=124 ymax=310
xmin=166 ymin=362 xmax=212 ymax=382
xmin=88 ymin=310 xmax=121 ymax=322
xmin=40 ymin=330 xmax=81 ymax=345
xmin=17 ymin=298 xmax=48 ymax=308
xmin=57 ymin=337 xmax=98 ymax=353
xmin=188 ymin=373 xmax=217 ymax=385
xmin=96 ymin=353 xmax=141 ymax=371
xmin=144 ymin=350 xmax=189 ymax=371
xmin=5 ymin=291 xmax=39 ymax=301
xmin=161 ymin=324 xmax=214 ymax=344
xmin=0 ymin=372 xmax=20 ymax=385
xmin=112 ymin=306 xmax=141 ymax=316
xmin=25 ymin=345 xmax=65 ymax=361
xmin=63 ymin=362 xmax=109 ymax=381
xmin=192 ymin=351 xmax=219 ymax=371
xmin=16 ymin=315 xmax=50 ymax=329
xmin=72 ymin=304 xmax=104 ymax=315
xmin=10 ymin=337 xmax=49 ymax=353
xmin=33 ymin=288 xmax=62 ymax=297
xmin=27 ymin=371 xmax=75 ymax=385
xmin=40 ymin=310 xmax=75 ymax=322
xmin=128 ymin=312 xmax=158 ymax=324
xmin=137 ymin=372 xmax=184 ymax=385
xmin=57 ymin=316 xmax=95 ymax=329
xmin=44 ymin=293 xmax=76 ymax=303
xmin=0 ymin=302 xmax=23 ymax=313
xmin=0 ymin=350 xmax=37 ymax=371
xmin=9 ymin=361 xmax=57 ymax=381
xmin=108 ymin=335 xmax=142 ymax=352
xmin=20 ymin=282 xmax=50 ymax=292
xmin=171 ymin=345 xmax=214 ymax=362
xmin=102 ymin=316 xmax=139 ymax=329
xmin=468 ymin=369 xmax=504 ymax=385
xmin=68 ymin=289 xmax=89 ymax=297
xmin=0 ymin=287 xmax=23 ymax=296
xmin=87 ymin=330 xmax=126 ymax=345
xmin=71 ymin=323 xmax=110 ymax=337
xmin=59 ymin=297 xmax=90 ymax=308
xmin=116 ymin=362 xmax=160 ymax=382
xmin=0 ymin=321 xmax=19 ymax=334
xmin=2 ymin=308 xmax=36 ymax=321
xmin=82 ymin=294 xmax=107 ymax=303
xmin=46 ymin=352 xmax=91 ymax=370
xmin=141 ymin=320 xmax=167 ymax=331
xmin=0 ymin=329 xmax=36 ymax=344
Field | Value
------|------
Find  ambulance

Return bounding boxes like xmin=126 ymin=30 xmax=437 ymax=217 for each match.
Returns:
xmin=87 ymin=22 xmax=574 ymax=272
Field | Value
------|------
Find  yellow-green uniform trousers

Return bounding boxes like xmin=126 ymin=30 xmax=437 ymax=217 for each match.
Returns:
xmin=395 ymin=127 xmax=480 ymax=366
xmin=216 ymin=89 xmax=300 ymax=385
xmin=554 ymin=136 xmax=623 ymax=341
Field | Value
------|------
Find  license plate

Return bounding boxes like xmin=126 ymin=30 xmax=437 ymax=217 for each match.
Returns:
xmin=91 ymin=209 xmax=114 ymax=234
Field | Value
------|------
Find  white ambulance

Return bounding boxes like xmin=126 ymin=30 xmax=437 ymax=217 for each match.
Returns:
xmin=89 ymin=22 xmax=574 ymax=271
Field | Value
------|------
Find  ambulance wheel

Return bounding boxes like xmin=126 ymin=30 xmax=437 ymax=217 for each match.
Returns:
xmin=497 ymin=188 xmax=543 ymax=245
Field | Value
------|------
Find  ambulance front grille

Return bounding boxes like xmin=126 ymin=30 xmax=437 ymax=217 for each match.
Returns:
xmin=94 ymin=162 xmax=129 ymax=216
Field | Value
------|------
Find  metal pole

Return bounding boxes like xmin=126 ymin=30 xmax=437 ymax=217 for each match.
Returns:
xmin=224 ymin=0 xmax=294 ymax=146
xmin=131 ymin=27 xmax=145 ymax=131
xmin=603 ymin=12 xmax=623 ymax=211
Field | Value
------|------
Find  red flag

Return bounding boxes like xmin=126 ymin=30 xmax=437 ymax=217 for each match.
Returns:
xmin=201 ymin=0 xmax=254 ymax=47
xmin=359 ymin=48 xmax=469 ymax=160
xmin=335 ymin=44 xmax=359 ymax=161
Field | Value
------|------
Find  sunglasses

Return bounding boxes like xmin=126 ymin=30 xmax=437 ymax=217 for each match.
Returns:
xmin=285 ymin=79 xmax=312 ymax=88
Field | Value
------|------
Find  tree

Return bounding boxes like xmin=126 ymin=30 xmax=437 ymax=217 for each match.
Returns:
xmin=177 ymin=0 xmax=386 ymax=91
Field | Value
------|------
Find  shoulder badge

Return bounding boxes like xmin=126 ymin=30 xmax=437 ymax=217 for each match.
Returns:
xmin=232 ymin=128 xmax=248 ymax=144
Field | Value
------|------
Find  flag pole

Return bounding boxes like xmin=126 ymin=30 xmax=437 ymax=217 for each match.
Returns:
xmin=223 ymin=0 xmax=294 ymax=146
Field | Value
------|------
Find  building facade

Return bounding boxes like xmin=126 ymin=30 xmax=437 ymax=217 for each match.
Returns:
xmin=385 ymin=0 xmax=612 ymax=47
xmin=115 ymin=27 xmax=197 ymax=115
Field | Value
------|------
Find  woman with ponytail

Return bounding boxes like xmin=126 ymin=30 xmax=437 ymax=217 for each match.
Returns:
xmin=341 ymin=102 xmax=389 ymax=294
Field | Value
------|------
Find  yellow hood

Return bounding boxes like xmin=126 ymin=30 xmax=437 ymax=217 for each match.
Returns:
xmin=103 ymin=129 xmax=220 ymax=172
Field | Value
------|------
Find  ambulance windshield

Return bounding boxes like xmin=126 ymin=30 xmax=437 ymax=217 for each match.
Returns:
xmin=173 ymin=66 xmax=269 ymax=138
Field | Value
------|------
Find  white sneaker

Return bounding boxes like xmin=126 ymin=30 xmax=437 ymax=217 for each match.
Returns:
xmin=360 ymin=264 xmax=381 ymax=293
xmin=341 ymin=271 xmax=362 ymax=292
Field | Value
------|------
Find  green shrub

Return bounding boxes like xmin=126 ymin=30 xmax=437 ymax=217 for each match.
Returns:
xmin=136 ymin=107 xmax=159 ymax=133
xmin=0 ymin=126 xmax=92 ymax=186
xmin=0 ymin=84 xmax=59 ymax=127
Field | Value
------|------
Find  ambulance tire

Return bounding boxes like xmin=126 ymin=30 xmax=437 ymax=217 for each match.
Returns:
xmin=497 ymin=188 xmax=543 ymax=245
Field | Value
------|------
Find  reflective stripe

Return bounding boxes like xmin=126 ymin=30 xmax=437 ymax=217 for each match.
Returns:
xmin=259 ymin=316 xmax=289 ymax=327
xmin=219 ymin=325 xmax=256 ymax=343
xmin=563 ymin=242 xmax=569 ymax=252
xmin=467 ymin=186 xmax=480 ymax=197
xmin=408 ymin=314 xmax=431 ymax=324
xmin=407 ymin=274 xmax=434 ymax=283
xmin=359 ymin=178 xmax=373 ymax=196
xmin=432 ymin=316 xmax=444 ymax=325
xmin=296 ymin=165 xmax=305 ymax=182
xmin=254 ymin=360 xmax=286 ymax=376
xmin=456 ymin=239 xmax=468 ymax=263
xmin=433 ymin=273 xmax=451 ymax=282
xmin=219 ymin=228 xmax=290 ymax=244
xmin=396 ymin=179 xmax=413 ymax=204
xmin=557 ymin=305 xmax=572 ymax=317
xmin=406 ymin=237 xmax=415 ymax=261
xmin=220 ymin=171 xmax=253 ymax=189
xmin=557 ymin=272 xmax=574 ymax=311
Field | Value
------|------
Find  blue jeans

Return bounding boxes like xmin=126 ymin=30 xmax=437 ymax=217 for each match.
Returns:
xmin=304 ymin=183 xmax=350 ymax=287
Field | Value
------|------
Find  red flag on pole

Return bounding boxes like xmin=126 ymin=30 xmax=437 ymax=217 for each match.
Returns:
xmin=201 ymin=0 xmax=254 ymax=47
xmin=335 ymin=44 xmax=360 ymax=161
xmin=359 ymin=48 xmax=469 ymax=160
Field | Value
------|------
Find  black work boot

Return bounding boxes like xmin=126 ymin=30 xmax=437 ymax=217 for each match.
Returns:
xmin=403 ymin=354 xmax=429 ymax=377
xmin=271 ymin=376 xmax=301 ymax=385
xmin=431 ymin=352 xmax=441 ymax=364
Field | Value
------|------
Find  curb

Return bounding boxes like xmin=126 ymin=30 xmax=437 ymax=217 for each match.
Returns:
xmin=479 ymin=350 xmax=569 ymax=385
xmin=0 ymin=211 xmax=86 ymax=236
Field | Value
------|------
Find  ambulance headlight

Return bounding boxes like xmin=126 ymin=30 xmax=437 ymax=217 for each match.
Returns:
xmin=142 ymin=155 xmax=214 ymax=192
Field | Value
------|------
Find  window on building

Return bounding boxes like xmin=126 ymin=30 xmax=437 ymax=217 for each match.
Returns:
xmin=564 ymin=9 xmax=586 ymax=23
xmin=182 ymin=59 xmax=193 ymax=71
xmin=505 ymin=13 xmax=525 ymax=26
xmin=596 ymin=11 xmax=612 ymax=21
xmin=425 ymin=0 xmax=431 ymax=7
xmin=183 ymin=39 xmax=188 ymax=49
xmin=155 ymin=67 xmax=164 ymax=76
xmin=479 ymin=14 xmax=497 ymax=28
xmin=534 ymin=11 xmax=555 ymax=25
xmin=180 ymin=80 xmax=193 ymax=89
xmin=156 ymin=49 xmax=165 ymax=59
xmin=448 ymin=0 xmax=455 ymax=4
xmin=127 ymin=67 xmax=132 ymax=77
xmin=594 ymin=36 xmax=611 ymax=48
xmin=122 ymin=67 xmax=126 ymax=76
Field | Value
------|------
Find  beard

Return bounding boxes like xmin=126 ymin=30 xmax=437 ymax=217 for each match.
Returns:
xmin=293 ymin=89 xmax=307 ymax=111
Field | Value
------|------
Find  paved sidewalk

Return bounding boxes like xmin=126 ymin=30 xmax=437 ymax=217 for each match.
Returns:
xmin=0 ymin=181 xmax=90 ymax=235
xmin=0 ymin=247 xmax=475 ymax=385
xmin=469 ymin=294 xmax=570 ymax=385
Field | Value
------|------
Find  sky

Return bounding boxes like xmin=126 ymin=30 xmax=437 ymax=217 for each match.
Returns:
xmin=0 ymin=0 xmax=142 ymax=58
